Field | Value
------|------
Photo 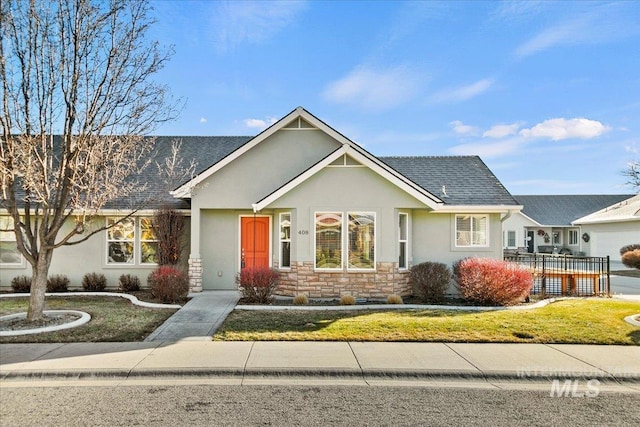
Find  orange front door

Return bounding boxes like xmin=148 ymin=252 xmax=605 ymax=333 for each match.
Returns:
xmin=241 ymin=216 xmax=270 ymax=270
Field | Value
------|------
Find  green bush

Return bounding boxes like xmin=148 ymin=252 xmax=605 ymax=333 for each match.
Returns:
xmin=148 ymin=266 xmax=189 ymax=303
xmin=11 ymin=275 xmax=31 ymax=293
xmin=82 ymin=272 xmax=107 ymax=291
xmin=410 ymin=262 xmax=451 ymax=304
xmin=118 ymin=274 xmax=141 ymax=292
xmin=236 ymin=267 xmax=280 ymax=304
xmin=47 ymin=275 xmax=69 ymax=292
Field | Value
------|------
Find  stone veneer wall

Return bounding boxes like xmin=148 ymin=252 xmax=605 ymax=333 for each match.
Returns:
xmin=276 ymin=261 xmax=411 ymax=298
xmin=188 ymin=257 xmax=203 ymax=292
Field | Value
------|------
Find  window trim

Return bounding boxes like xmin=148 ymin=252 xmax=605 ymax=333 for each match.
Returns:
xmin=0 ymin=216 xmax=24 ymax=266
xmin=347 ymin=212 xmax=376 ymax=271
xmin=314 ymin=212 xmax=344 ymax=271
xmin=139 ymin=217 xmax=159 ymax=265
xmin=504 ymin=230 xmax=517 ymax=249
xmin=455 ymin=214 xmax=489 ymax=248
xmin=279 ymin=212 xmax=291 ymax=269
xmin=106 ymin=216 xmax=158 ymax=267
xmin=398 ymin=212 xmax=408 ymax=270
xmin=568 ymin=228 xmax=579 ymax=246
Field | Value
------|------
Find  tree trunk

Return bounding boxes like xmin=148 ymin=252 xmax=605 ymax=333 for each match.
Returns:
xmin=26 ymin=249 xmax=54 ymax=322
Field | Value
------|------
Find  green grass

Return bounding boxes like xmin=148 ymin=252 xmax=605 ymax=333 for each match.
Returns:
xmin=0 ymin=296 xmax=177 ymax=343
xmin=214 ymin=299 xmax=640 ymax=345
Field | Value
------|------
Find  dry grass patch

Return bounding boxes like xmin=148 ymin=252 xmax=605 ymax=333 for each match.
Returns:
xmin=0 ymin=295 xmax=177 ymax=343
xmin=214 ymin=299 xmax=640 ymax=345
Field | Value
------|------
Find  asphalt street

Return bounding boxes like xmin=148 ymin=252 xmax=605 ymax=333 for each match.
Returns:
xmin=1 ymin=383 xmax=639 ymax=426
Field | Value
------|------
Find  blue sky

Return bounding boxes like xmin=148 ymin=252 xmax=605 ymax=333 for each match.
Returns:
xmin=149 ymin=0 xmax=640 ymax=195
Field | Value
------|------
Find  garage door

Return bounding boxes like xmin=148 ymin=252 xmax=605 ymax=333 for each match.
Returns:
xmin=591 ymin=230 xmax=640 ymax=261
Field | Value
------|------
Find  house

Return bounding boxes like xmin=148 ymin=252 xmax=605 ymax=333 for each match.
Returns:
xmin=1 ymin=107 xmax=521 ymax=297
xmin=502 ymin=194 xmax=637 ymax=260
xmin=573 ymin=194 xmax=640 ymax=262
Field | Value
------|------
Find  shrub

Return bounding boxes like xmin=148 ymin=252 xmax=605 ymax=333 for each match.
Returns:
xmin=621 ymin=249 xmax=640 ymax=270
xmin=153 ymin=209 xmax=186 ymax=266
xmin=236 ymin=267 xmax=279 ymax=304
xmin=47 ymin=275 xmax=69 ymax=292
xmin=620 ymin=244 xmax=640 ymax=256
xmin=147 ymin=266 xmax=189 ymax=303
xmin=410 ymin=261 xmax=451 ymax=304
xmin=339 ymin=295 xmax=356 ymax=305
xmin=293 ymin=294 xmax=309 ymax=305
xmin=118 ymin=274 xmax=141 ymax=292
xmin=11 ymin=275 xmax=31 ymax=293
xmin=82 ymin=272 xmax=107 ymax=291
xmin=386 ymin=294 xmax=403 ymax=304
xmin=456 ymin=258 xmax=533 ymax=306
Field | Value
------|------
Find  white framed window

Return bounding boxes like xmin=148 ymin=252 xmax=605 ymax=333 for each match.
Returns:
xmin=106 ymin=217 xmax=157 ymax=265
xmin=314 ymin=211 xmax=376 ymax=271
xmin=348 ymin=212 xmax=375 ymax=270
xmin=139 ymin=217 xmax=158 ymax=264
xmin=315 ymin=212 xmax=343 ymax=270
xmin=398 ymin=213 xmax=408 ymax=269
xmin=0 ymin=216 xmax=22 ymax=265
xmin=456 ymin=214 xmax=488 ymax=247
xmin=504 ymin=230 xmax=516 ymax=248
xmin=568 ymin=229 xmax=579 ymax=246
xmin=279 ymin=212 xmax=291 ymax=268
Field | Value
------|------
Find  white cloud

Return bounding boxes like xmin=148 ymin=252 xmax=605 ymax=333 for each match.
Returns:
xmin=449 ymin=137 xmax=526 ymax=159
xmin=483 ymin=122 xmax=521 ymax=139
xmin=431 ymin=79 xmax=494 ymax=103
xmin=212 ymin=1 xmax=306 ymax=53
xmin=519 ymin=118 xmax=609 ymax=141
xmin=244 ymin=117 xmax=277 ymax=130
xmin=449 ymin=120 xmax=479 ymax=136
xmin=199 ymin=117 xmax=208 ymax=124
xmin=323 ymin=65 xmax=424 ymax=111
xmin=514 ymin=4 xmax=640 ymax=58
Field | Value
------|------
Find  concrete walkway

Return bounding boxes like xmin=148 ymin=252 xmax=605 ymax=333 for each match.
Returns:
xmin=1 ymin=342 xmax=638 ymax=390
xmin=144 ymin=291 xmax=240 ymax=342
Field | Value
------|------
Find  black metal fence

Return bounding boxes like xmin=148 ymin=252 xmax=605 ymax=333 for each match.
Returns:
xmin=504 ymin=253 xmax=610 ymax=296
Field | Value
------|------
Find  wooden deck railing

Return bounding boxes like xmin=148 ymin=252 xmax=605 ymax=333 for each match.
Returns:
xmin=504 ymin=253 xmax=610 ymax=296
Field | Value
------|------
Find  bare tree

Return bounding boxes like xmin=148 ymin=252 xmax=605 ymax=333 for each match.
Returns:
xmin=622 ymin=160 xmax=640 ymax=191
xmin=0 ymin=0 xmax=179 ymax=321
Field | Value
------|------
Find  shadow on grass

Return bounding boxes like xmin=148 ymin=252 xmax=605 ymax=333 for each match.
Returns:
xmin=628 ymin=330 xmax=640 ymax=345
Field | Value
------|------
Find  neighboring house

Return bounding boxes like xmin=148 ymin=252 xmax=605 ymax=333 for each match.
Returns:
xmin=502 ymin=194 xmax=637 ymax=260
xmin=573 ymin=194 xmax=640 ymax=262
xmin=1 ymin=107 xmax=521 ymax=297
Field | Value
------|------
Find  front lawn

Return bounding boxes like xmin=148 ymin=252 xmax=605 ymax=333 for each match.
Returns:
xmin=214 ymin=299 xmax=640 ymax=345
xmin=0 ymin=295 xmax=177 ymax=343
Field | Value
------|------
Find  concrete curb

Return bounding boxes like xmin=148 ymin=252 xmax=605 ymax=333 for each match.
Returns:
xmin=0 ymin=292 xmax=181 ymax=309
xmin=0 ymin=310 xmax=91 ymax=337
xmin=624 ymin=314 xmax=640 ymax=327
xmin=2 ymin=367 xmax=638 ymax=385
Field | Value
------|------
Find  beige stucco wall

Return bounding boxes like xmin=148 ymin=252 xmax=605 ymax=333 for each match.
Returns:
xmin=1 ymin=215 xmax=190 ymax=290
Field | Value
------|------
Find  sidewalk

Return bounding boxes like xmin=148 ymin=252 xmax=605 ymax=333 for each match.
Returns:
xmin=1 ymin=341 xmax=639 ymax=389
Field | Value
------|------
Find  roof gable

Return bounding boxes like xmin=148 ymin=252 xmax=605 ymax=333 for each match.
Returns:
xmin=573 ymin=194 xmax=640 ymax=224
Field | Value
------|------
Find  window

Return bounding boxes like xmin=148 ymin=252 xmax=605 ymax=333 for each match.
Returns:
xmin=139 ymin=218 xmax=158 ymax=264
xmin=456 ymin=215 xmax=488 ymax=247
xmin=569 ymin=229 xmax=579 ymax=246
xmin=0 ymin=216 xmax=22 ymax=265
xmin=553 ymin=231 xmax=561 ymax=245
xmin=315 ymin=213 xmax=342 ymax=269
xmin=106 ymin=217 xmax=157 ymax=265
xmin=398 ymin=213 xmax=408 ymax=269
xmin=504 ymin=230 xmax=516 ymax=248
xmin=279 ymin=213 xmax=291 ymax=268
xmin=315 ymin=211 xmax=376 ymax=270
xmin=348 ymin=213 xmax=375 ymax=269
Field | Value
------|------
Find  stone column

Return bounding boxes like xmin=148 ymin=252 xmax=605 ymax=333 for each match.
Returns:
xmin=188 ymin=257 xmax=203 ymax=292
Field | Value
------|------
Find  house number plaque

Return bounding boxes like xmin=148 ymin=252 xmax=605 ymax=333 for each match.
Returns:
xmin=298 ymin=230 xmax=309 ymax=235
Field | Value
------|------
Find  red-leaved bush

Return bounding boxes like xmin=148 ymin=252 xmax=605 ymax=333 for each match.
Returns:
xmin=456 ymin=258 xmax=533 ymax=306
xmin=147 ymin=266 xmax=189 ymax=303
xmin=236 ymin=267 xmax=280 ymax=303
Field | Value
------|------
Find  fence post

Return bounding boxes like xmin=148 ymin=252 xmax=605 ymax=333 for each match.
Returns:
xmin=541 ymin=254 xmax=546 ymax=297
xmin=606 ymin=255 xmax=610 ymax=296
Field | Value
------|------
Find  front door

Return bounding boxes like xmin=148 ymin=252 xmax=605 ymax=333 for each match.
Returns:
xmin=241 ymin=216 xmax=270 ymax=269
xmin=527 ymin=230 xmax=535 ymax=253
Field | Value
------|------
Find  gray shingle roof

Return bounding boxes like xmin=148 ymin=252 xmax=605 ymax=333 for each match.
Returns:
xmin=380 ymin=156 xmax=519 ymax=206
xmin=514 ymin=194 xmax=636 ymax=226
